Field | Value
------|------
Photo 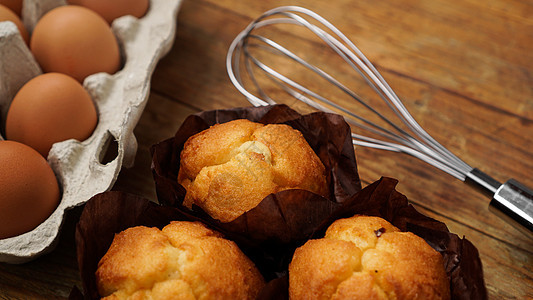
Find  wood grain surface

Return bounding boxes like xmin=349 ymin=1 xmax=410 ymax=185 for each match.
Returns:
xmin=1 ymin=0 xmax=532 ymax=299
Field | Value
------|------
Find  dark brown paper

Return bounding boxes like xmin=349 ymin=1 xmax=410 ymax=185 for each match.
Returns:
xmin=273 ymin=177 xmax=487 ymax=300
xmin=74 ymin=178 xmax=486 ymax=299
xmin=75 ymin=105 xmax=485 ymax=299
xmin=74 ymin=192 xmax=190 ymax=300
xmin=150 ymin=105 xmax=361 ymax=275
xmin=151 ymin=104 xmax=361 ymax=210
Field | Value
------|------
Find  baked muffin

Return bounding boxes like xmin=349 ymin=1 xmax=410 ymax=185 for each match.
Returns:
xmin=178 ymin=119 xmax=328 ymax=223
xmin=289 ymin=215 xmax=450 ymax=299
xmin=96 ymin=221 xmax=265 ymax=299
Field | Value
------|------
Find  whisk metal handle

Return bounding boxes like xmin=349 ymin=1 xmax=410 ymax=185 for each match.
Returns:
xmin=466 ymin=168 xmax=533 ymax=237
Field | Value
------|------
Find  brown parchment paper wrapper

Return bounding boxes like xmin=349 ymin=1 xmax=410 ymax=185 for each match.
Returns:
xmin=73 ymin=178 xmax=486 ymax=299
xmin=74 ymin=191 xmax=191 ymax=300
xmin=75 ymin=105 xmax=485 ymax=299
xmin=150 ymin=105 xmax=362 ymax=277
xmin=257 ymin=177 xmax=487 ymax=300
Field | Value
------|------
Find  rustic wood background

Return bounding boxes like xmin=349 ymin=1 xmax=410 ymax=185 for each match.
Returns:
xmin=0 ymin=0 xmax=531 ymax=298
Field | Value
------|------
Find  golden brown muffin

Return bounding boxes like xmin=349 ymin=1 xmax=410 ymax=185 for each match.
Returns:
xmin=289 ymin=215 xmax=450 ymax=300
xmin=96 ymin=221 xmax=265 ymax=299
xmin=178 ymin=119 xmax=328 ymax=223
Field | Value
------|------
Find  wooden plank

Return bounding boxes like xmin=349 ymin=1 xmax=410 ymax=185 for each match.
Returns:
xmin=0 ymin=206 xmax=82 ymax=299
xmin=113 ymin=92 xmax=199 ymax=201
xmin=0 ymin=0 xmax=530 ymax=298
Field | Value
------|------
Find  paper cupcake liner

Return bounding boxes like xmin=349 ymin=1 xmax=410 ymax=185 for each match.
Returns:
xmin=150 ymin=105 xmax=361 ymax=275
xmin=74 ymin=192 xmax=190 ymax=299
xmin=74 ymin=105 xmax=485 ymax=298
xmin=257 ymin=177 xmax=487 ymax=300
xmin=74 ymin=178 xmax=486 ymax=299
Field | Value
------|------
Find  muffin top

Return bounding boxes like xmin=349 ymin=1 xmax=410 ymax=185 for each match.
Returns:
xmin=178 ymin=119 xmax=328 ymax=222
xmin=289 ymin=215 xmax=450 ymax=299
xmin=96 ymin=221 xmax=265 ymax=299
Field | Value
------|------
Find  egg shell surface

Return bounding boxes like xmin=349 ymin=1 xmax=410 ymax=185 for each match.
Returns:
xmin=30 ymin=5 xmax=120 ymax=82
xmin=0 ymin=0 xmax=22 ymax=16
xmin=0 ymin=140 xmax=60 ymax=239
xmin=5 ymin=72 xmax=98 ymax=157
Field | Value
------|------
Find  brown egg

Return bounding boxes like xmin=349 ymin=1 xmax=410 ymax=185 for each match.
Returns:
xmin=5 ymin=72 xmax=98 ymax=157
xmin=0 ymin=4 xmax=29 ymax=44
xmin=0 ymin=0 xmax=22 ymax=16
xmin=30 ymin=5 xmax=120 ymax=82
xmin=0 ymin=140 xmax=60 ymax=239
xmin=67 ymin=0 xmax=149 ymax=24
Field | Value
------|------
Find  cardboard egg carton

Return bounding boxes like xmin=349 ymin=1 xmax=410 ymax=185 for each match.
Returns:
xmin=0 ymin=0 xmax=183 ymax=263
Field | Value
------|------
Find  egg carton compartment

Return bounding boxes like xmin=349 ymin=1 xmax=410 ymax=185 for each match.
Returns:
xmin=0 ymin=0 xmax=183 ymax=263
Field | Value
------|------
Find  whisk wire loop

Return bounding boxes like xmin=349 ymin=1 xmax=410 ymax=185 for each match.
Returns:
xmin=244 ymin=32 xmax=456 ymax=170
xmin=226 ymin=5 xmax=473 ymax=180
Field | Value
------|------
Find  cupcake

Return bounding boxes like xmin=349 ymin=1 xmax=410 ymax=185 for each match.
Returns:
xmin=289 ymin=215 xmax=450 ymax=299
xmin=178 ymin=119 xmax=328 ymax=223
xmin=96 ymin=221 xmax=265 ymax=299
xmin=151 ymin=105 xmax=361 ymax=246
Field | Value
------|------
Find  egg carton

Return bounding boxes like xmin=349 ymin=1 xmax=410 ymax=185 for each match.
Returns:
xmin=0 ymin=0 xmax=183 ymax=263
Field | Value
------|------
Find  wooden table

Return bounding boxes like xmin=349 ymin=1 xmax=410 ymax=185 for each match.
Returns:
xmin=1 ymin=0 xmax=531 ymax=298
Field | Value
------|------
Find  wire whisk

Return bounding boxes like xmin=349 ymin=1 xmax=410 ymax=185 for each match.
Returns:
xmin=226 ymin=6 xmax=533 ymax=235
